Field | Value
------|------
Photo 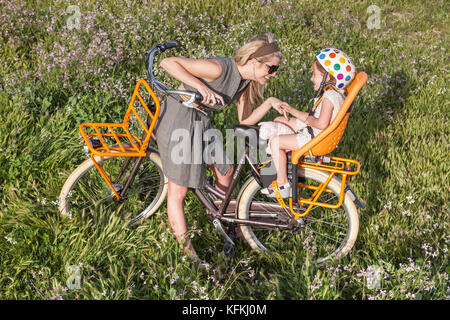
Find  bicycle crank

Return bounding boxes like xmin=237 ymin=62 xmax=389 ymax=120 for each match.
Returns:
xmin=213 ymin=219 xmax=236 ymax=257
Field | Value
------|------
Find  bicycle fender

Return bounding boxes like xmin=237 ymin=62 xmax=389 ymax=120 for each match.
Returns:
xmin=146 ymin=146 xmax=160 ymax=155
xmin=234 ymin=175 xmax=257 ymax=217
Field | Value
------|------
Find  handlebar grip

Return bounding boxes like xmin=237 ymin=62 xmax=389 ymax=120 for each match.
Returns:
xmin=194 ymin=93 xmax=223 ymax=108
xmin=159 ymin=40 xmax=179 ymax=52
xmin=195 ymin=92 xmax=203 ymax=103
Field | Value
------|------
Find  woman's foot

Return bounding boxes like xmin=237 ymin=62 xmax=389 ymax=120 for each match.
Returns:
xmin=185 ymin=252 xmax=210 ymax=271
xmin=183 ymin=239 xmax=199 ymax=260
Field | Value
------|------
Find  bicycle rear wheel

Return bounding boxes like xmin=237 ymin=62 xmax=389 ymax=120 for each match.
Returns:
xmin=237 ymin=168 xmax=359 ymax=265
xmin=59 ymin=151 xmax=168 ymax=226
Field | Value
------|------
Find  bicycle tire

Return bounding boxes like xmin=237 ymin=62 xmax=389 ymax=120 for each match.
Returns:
xmin=59 ymin=151 xmax=168 ymax=226
xmin=237 ymin=168 xmax=359 ymax=265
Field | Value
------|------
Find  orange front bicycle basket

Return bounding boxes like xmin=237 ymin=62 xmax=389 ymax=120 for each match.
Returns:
xmin=79 ymin=79 xmax=160 ymax=158
xmin=78 ymin=79 xmax=161 ymax=200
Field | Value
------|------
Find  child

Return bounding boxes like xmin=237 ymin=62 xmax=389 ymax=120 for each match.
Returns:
xmin=260 ymin=48 xmax=356 ymax=198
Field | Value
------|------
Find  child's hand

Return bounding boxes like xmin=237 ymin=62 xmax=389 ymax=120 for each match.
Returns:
xmin=269 ymin=98 xmax=292 ymax=116
xmin=278 ymin=102 xmax=294 ymax=120
xmin=278 ymin=104 xmax=289 ymax=120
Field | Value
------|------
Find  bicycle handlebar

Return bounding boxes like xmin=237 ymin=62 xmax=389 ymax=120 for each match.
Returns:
xmin=146 ymin=41 xmax=223 ymax=114
xmin=157 ymin=40 xmax=179 ymax=52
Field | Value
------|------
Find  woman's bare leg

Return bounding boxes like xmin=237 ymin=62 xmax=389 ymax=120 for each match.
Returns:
xmin=166 ymin=180 xmax=198 ymax=259
xmin=166 ymin=165 xmax=233 ymax=260
xmin=210 ymin=165 xmax=234 ymax=194
xmin=210 ymin=165 xmax=245 ymax=239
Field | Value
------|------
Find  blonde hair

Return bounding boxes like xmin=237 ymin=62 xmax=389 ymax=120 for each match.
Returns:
xmin=234 ymin=33 xmax=282 ymax=121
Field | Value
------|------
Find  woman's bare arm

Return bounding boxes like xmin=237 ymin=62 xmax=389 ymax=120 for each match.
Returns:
xmin=237 ymin=96 xmax=286 ymax=125
xmin=159 ymin=57 xmax=225 ymax=105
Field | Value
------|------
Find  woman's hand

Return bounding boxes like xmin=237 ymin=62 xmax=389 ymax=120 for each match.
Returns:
xmin=238 ymin=96 xmax=294 ymax=126
xmin=278 ymin=103 xmax=294 ymax=120
xmin=268 ymin=97 xmax=283 ymax=113
xmin=197 ymin=84 xmax=225 ymax=106
xmin=269 ymin=97 xmax=293 ymax=116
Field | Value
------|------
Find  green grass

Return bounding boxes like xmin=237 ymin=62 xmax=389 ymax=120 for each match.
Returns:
xmin=0 ymin=0 xmax=448 ymax=300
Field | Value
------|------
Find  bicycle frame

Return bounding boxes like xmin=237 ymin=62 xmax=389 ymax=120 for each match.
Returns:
xmin=192 ymin=144 xmax=294 ymax=230
xmin=110 ymin=134 xmax=360 ymax=231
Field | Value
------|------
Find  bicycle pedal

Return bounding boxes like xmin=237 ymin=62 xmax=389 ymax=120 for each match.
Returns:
xmin=213 ymin=219 xmax=235 ymax=246
xmin=223 ymin=241 xmax=236 ymax=257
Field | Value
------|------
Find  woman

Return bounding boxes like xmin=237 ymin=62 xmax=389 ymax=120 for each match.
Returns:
xmin=154 ymin=33 xmax=289 ymax=260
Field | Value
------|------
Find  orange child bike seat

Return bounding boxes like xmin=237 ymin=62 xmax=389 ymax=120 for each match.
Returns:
xmin=291 ymin=72 xmax=368 ymax=164
xmin=79 ymin=79 xmax=160 ymax=158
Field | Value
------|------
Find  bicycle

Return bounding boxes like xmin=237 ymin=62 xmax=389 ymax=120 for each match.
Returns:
xmin=59 ymin=41 xmax=368 ymax=265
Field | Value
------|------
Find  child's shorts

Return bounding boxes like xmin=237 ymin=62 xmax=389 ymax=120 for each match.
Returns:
xmin=258 ymin=121 xmax=295 ymax=140
xmin=294 ymin=119 xmax=313 ymax=148
xmin=295 ymin=127 xmax=314 ymax=149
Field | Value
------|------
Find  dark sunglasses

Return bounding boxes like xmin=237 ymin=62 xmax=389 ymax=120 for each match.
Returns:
xmin=256 ymin=59 xmax=279 ymax=74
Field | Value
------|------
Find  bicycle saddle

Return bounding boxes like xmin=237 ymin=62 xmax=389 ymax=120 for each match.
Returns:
xmin=233 ymin=125 xmax=267 ymax=150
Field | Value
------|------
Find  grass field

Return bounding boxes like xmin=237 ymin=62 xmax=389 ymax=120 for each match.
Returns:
xmin=0 ymin=0 xmax=448 ymax=300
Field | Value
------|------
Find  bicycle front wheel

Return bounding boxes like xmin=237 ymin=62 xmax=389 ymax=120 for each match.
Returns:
xmin=59 ymin=151 xmax=168 ymax=226
xmin=237 ymin=168 xmax=359 ymax=265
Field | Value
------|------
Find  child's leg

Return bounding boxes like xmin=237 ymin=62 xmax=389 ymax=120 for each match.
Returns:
xmin=270 ymin=134 xmax=300 ymax=186
xmin=273 ymin=116 xmax=299 ymax=132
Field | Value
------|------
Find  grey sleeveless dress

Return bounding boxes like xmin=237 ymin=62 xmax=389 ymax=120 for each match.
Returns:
xmin=154 ymin=57 xmax=249 ymax=188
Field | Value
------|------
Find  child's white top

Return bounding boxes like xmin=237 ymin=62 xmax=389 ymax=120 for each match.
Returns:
xmin=296 ymin=89 xmax=346 ymax=136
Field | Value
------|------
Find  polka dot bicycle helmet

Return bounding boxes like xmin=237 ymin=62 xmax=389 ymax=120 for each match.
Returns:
xmin=315 ymin=48 xmax=356 ymax=89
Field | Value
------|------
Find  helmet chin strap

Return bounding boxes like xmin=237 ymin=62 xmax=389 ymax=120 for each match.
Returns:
xmin=314 ymin=71 xmax=335 ymax=99
xmin=309 ymin=72 xmax=335 ymax=115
